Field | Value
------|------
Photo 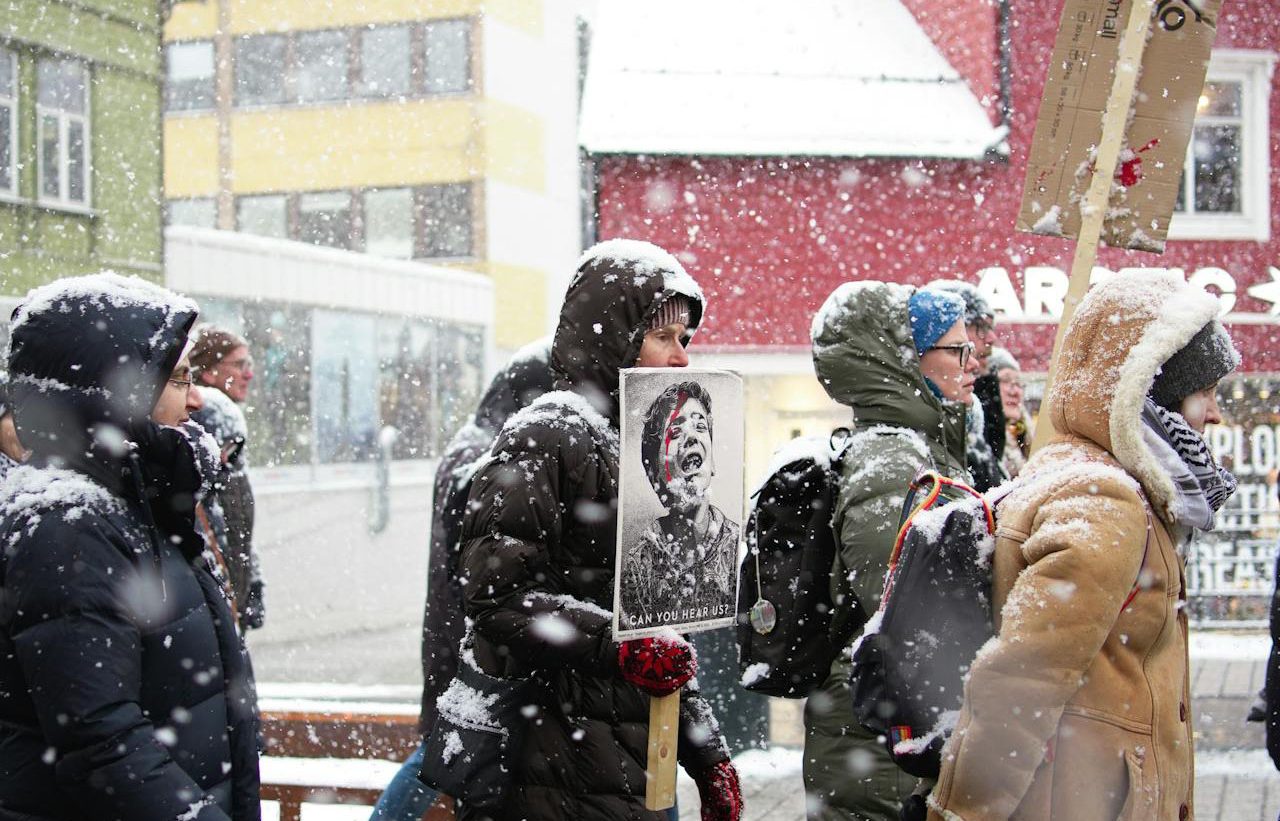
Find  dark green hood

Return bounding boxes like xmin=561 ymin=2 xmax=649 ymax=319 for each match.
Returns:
xmin=810 ymin=281 xmax=966 ymax=469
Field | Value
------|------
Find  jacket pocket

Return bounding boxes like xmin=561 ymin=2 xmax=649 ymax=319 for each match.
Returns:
xmin=1116 ymin=750 xmax=1146 ymax=821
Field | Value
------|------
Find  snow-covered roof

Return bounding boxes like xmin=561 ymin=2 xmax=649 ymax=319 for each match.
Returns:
xmin=579 ymin=0 xmax=1007 ymax=160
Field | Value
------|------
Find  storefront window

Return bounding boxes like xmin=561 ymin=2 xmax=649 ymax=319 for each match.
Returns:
xmin=1193 ymin=375 xmax=1280 ymax=624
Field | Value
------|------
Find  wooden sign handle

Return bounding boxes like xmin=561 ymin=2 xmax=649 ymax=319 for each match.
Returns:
xmin=1030 ymin=0 xmax=1157 ymax=455
xmin=644 ymin=690 xmax=681 ymax=810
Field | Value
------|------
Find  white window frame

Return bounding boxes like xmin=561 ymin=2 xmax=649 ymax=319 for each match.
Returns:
xmin=0 ymin=49 xmax=17 ymax=198
xmin=1167 ymin=49 xmax=1276 ymax=243
xmin=36 ymin=58 xmax=92 ymax=211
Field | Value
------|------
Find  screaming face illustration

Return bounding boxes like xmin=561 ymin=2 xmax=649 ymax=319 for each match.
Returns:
xmin=642 ymin=381 xmax=715 ymax=508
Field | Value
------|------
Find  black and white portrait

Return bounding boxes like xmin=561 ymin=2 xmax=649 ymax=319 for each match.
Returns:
xmin=614 ymin=368 xmax=743 ymax=639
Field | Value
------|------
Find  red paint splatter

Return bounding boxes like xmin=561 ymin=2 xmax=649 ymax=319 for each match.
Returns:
xmin=663 ymin=391 xmax=687 ymax=484
xmin=1116 ymin=138 xmax=1160 ymax=187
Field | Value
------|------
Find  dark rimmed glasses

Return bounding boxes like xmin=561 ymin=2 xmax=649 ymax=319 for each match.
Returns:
xmin=928 ymin=341 xmax=976 ymax=369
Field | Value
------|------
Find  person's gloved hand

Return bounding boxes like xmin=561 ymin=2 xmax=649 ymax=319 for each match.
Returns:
xmin=242 ymin=580 xmax=266 ymax=630
xmin=695 ymin=760 xmax=743 ymax=821
xmin=616 ymin=634 xmax=695 ymax=696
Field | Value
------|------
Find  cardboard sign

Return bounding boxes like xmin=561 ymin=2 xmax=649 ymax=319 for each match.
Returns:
xmin=614 ymin=368 xmax=744 ymax=640
xmin=1019 ymin=0 xmax=1222 ymax=252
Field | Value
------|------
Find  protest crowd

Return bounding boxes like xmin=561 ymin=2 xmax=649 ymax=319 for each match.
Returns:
xmin=0 ymin=0 xmax=1275 ymax=818
xmin=0 ymin=228 xmax=1261 ymax=821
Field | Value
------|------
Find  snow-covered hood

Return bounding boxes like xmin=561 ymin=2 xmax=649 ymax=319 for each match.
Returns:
xmin=551 ymin=239 xmax=704 ymax=422
xmin=474 ymin=336 xmax=555 ymax=434
xmin=1045 ymin=270 xmax=1238 ymax=525
xmin=811 ymin=280 xmax=966 ymax=467
xmin=8 ymin=273 xmax=198 ymax=479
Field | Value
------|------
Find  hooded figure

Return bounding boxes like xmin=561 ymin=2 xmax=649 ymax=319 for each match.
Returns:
xmin=457 ymin=240 xmax=737 ymax=820
xmin=804 ymin=281 xmax=970 ymax=821
xmin=928 ymin=271 xmax=1239 ymax=821
xmin=369 ymin=339 xmax=556 ymax=821
xmin=0 ymin=274 xmax=259 ymax=821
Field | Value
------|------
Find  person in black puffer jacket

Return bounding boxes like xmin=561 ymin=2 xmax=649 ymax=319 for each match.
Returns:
xmin=370 ymin=338 xmax=555 ymax=821
xmin=457 ymin=239 xmax=741 ymax=821
xmin=0 ymin=273 xmax=260 ymax=821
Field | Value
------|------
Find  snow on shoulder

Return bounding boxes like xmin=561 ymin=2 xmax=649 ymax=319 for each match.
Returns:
xmin=502 ymin=390 xmax=617 ymax=446
xmin=751 ymin=434 xmax=838 ymax=497
xmin=0 ymin=464 xmax=121 ymax=526
xmin=577 ymin=239 xmax=704 ymax=303
xmin=12 ymin=272 xmax=197 ymax=333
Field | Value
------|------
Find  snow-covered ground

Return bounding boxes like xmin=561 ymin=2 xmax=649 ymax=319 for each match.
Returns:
xmin=1190 ymin=630 xmax=1270 ymax=661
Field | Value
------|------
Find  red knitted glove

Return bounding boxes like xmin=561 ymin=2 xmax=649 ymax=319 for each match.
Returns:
xmin=616 ymin=635 xmax=695 ymax=696
xmin=695 ymin=760 xmax=743 ymax=821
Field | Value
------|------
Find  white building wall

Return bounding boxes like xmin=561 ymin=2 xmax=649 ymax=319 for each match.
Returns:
xmin=483 ymin=3 xmax=587 ymax=340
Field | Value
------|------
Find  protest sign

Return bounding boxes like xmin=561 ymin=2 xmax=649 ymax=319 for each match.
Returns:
xmin=1020 ymin=0 xmax=1222 ymax=252
xmin=614 ymin=368 xmax=744 ymax=640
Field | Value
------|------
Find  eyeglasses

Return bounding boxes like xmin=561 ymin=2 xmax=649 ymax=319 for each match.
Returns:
xmin=928 ymin=341 xmax=975 ymax=369
xmin=999 ymin=375 xmax=1026 ymax=389
xmin=167 ymin=377 xmax=194 ymax=391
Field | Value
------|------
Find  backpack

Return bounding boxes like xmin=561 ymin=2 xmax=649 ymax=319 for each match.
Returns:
xmin=736 ymin=430 xmax=857 ymax=698
xmin=848 ymin=471 xmax=998 ymax=778
xmin=850 ymin=472 xmax=1152 ymax=779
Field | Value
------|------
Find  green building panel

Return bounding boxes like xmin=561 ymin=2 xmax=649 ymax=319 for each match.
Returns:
xmin=0 ymin=0 xmax=165 ymax=295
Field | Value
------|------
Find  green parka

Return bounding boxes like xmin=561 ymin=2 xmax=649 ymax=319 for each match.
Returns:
xmin=804 ymin=281 xmax=970 ymax=821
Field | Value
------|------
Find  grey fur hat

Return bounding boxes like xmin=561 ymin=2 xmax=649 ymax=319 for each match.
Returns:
xmin=986 ymin=347 xmax=1020 ymax=375
xmin=927 ymin=279 xmax=994 ymax=325
xmin=1149 ymin=321 xmax=1239 ymax=411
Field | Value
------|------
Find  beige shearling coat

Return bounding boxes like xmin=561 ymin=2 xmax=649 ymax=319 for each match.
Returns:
xmin=928 ymin=271 xmax=1226 ymax=821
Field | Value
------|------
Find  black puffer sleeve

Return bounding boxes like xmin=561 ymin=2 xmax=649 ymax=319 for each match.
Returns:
xmin=460 ymin=410 xmax=616 ymax=676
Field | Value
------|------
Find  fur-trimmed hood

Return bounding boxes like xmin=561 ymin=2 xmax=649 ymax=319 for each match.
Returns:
xmin=1044 ymin=270 xmax=1238 ymax=526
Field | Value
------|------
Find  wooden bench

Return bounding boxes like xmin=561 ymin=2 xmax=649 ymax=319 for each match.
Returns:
xmin=259 ymin=703 xmax=452 ymax=821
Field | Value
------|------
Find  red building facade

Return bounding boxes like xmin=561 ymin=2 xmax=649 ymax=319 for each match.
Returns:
xmin=593 ymin=0 xmax=1279 ymax=373
xmin=587 ymin=0 xmax=1279 ymax=533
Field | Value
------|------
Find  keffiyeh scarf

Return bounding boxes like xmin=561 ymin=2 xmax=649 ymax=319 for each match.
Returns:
xmin=1140 ymin=398 xmax=1237 ymax=531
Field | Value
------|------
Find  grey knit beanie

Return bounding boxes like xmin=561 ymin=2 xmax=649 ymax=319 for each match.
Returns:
xmin=1149 ymin=321 xmax=1239 ymax=411
xmin=649 ymin=294 xmax=692 ymax=331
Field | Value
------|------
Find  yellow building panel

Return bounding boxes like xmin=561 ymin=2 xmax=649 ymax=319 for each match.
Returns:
xmin=486 ymin=0 xmax=543 ymax=36
xmin=164 ymin=1 xmax=219 ymax=41
xmin=164 ymin=116 xmax=221 ymax=198
xmin=484 ymin=100 xmax=544 ymax=193
xmin=482 ymin=260 xmax=547 ymax=349
xmin=230 ymin=100 xmax=483 ymax=192
xmin=229 ymin=0 xmax=480 ymax=34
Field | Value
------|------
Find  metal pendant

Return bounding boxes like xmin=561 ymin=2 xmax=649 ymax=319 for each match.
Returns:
xmin=749 ymin=598 xmax=777 ymax=635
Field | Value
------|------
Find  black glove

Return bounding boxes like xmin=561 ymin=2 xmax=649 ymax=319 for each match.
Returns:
xmin=242 ymin=580 xmax=266 ymax=630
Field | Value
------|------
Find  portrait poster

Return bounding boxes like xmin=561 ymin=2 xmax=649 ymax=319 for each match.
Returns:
xmin=613 ymin=368 xmax=744 ymax=640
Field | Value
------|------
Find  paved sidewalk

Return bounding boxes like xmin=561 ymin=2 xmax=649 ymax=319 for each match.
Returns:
xmin=675 ymin=649 xmax=1279 ymax=821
